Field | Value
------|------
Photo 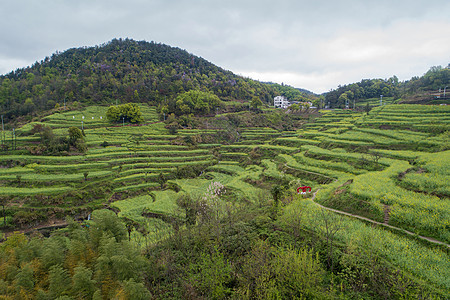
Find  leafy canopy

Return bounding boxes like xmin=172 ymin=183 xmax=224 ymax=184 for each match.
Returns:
xmin=173 ymin=90 xmax=221 ymax=116
xmin=106 ymin=103 xmax=143 ymax=123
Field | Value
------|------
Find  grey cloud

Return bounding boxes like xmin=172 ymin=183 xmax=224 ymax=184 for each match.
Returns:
xmin=0 ymin=0 xmax=449 ymax=92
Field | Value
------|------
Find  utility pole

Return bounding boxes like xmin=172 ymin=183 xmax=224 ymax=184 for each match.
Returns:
xmin=13 ymin=128 xmax=15 ymax=150
xmin=444 ymin=86 xmax=448 ymax=98
xmin=64 ymin=98 xmax=66 ymax=110
xmin=380 ymin=95 xmax=383 ymax=106
xmin=1 ymin=115 xmax=4 ymax=147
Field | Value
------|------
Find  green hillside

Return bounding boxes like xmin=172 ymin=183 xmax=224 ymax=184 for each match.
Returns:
xmin=0 ymin=38 xmax=315 ymax=125
xmin=0 ymin=102 xmax=449 ymax=299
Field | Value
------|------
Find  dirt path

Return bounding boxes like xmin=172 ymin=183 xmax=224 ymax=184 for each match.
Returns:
xmin=2 ymin=220 xmax=68 ymax=240
xmin=310 ymin=189 xmax=449 ymax=249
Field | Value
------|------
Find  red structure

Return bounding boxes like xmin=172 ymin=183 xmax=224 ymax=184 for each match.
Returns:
xmin=297 ymin=186 xmax=312 ymax=194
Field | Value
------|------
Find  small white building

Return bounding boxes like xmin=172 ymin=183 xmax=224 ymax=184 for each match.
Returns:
xmin=274 ymin=96 xmax=290 ymax=109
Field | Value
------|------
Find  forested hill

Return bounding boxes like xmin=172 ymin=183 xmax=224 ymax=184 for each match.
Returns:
xmin=0 ymin=38 xmax=311 ymax=122
xmin=324 ymin=64 xmax=449 ymax=108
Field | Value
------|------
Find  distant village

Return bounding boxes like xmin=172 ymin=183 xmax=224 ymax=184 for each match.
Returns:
xmin=273 ymin=95 xmax=315 ymax=109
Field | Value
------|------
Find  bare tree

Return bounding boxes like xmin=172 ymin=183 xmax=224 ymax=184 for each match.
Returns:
xmin=316 ymin=208 xmax=343 ymax=272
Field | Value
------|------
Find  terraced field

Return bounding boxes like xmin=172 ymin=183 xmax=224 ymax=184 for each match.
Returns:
xmin=271 ymin=105 xmax=450 ymax=244
xmin=1 ymin=103 xmax=449 ymax=292
xmin=0 ymin=106 xmax=218 ymax=228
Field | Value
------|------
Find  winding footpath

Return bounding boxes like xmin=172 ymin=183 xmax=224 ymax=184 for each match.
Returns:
xmin=310 ymin=189 xmax=450 ymax=249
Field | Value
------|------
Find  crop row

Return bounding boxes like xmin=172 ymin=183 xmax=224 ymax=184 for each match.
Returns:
xmin=116 ymin=159 xmax=214 ymax=172
xmin=293 ymin=152 xmax=367 ymax=175
xmin=0 ymin=170 xmax=113 ymax=182
xmin=113 ymin=182 xmax=160 ymax=193
xmin=112 ymin=155 xmax=214 ymax=169
xmin=279 ymin=154 xmax=348 ymax=180
xmin=0 ymin=186 xmax=73 ymax=196
xmin=273 ymin=137 xmax=321 ymax=147
xmin=0 ymin=167 xmax=35 ymax=175
xmin=301 ymin=145 xmax=392 ymax=166
xmin=113 ymin=172 xmax=170 ymax=183
xmin=371 ymin=104 xmax=450 ymax=114
xmin=28 ymin=162 xmax=110 ymax=172
xmin=282 ymin=199 xmax=450 ymax=290
xmin=350 ymin=160 xmax=450 ymax=243
xmin=206 ymin=164 xmax=246 ymax=175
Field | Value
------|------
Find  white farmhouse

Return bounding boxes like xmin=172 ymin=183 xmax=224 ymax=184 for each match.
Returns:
xmin=274 ymin=96 xmax=290 ymax=109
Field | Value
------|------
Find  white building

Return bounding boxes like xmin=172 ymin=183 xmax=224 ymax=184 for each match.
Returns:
xmin=274 ymin=96 xmax=290 ymax=109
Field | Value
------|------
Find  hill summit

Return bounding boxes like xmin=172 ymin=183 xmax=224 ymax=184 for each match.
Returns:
xmin=2 ymin=38 xmax=314 ymax=122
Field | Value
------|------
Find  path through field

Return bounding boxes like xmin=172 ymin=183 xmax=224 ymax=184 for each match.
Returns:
xmin=310 ymin=189 xmax=449 ymax=249
xmin=2 ymin=220 xmax=68 ymax=241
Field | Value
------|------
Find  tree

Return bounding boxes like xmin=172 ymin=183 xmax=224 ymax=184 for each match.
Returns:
xmin=176 ymin=194 xmax=198 ymax=225
xmin=14 ymin=263 xmax=35 ymax=295
xmin=71 ymin=265 xmax=96 ymax=299
xmin=48 ymin=265 xmax=71 ymax=298
xmin=68 ymin=126 xmax=83 ymax=143
xmin=133 ymin=89 xmax=140 ymax=101
xmin=157 ymin=171 xmax=166 ymax=189
xmin=159 ymin=104 xmax=169 ymax=120
xmin=119 ymin=279 xmax=152 ymax=300
xmin=250 ymin=96 xmax=263 ymax=111
xmin=0 ymin=196 xmax=8 ymax=227
xmin=273 ymin=247 xmax=325 ymax=298
xmin=89 ymin=209 xmax=127 ymax=244
xmin=174 ymin=90 xmax=221 ymax=116
xmin=365 ymin=103 xmax=371 ymax=114
xmin=106 ymin=103 xmax=143 ymax=124
xmin=123 ymin=218 xmax=138 ymax=242
xmin=68 ymin=126 xmax=85 ymax=152
xmin=188 ymin=247 xmax=233 ymax=299
xmin=316 ymin=208 xmax=343 ymax=272
xmin=38 ymin=125 xmax=55 ymax=146
xmin=270 ymin=184 xmax=286 ymax=220
xmin=289 ymin=103 xmax=300 ymax=111
xmin=338 ymin=93 xmax=349 ymax=108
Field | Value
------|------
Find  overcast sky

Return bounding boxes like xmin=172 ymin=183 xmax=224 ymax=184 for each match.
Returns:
xmin=1 ymin=0 xmax=449 ymax=93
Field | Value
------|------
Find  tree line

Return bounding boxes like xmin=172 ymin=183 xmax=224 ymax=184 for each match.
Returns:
xmin=324 ymin=65 xmax=449 ymax=108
